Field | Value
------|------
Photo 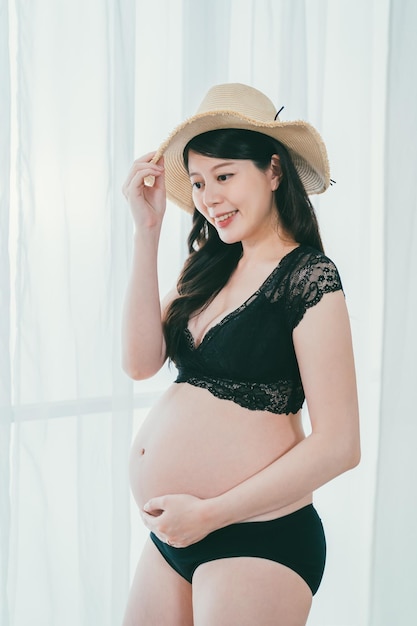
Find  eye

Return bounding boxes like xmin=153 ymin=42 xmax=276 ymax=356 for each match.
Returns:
xmin=192 ymin=181 xmax=203 ymax=190
xmin=217 ymin=174 xmax=232 ymax=182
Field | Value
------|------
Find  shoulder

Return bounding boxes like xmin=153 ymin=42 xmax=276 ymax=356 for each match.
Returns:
xmin=287 ymin=245 xmax=343 ymax=291
xmin=283 ymin=245 xmax=344 ymax=329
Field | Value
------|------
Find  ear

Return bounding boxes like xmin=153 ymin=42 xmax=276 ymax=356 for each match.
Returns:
xmin=270 ymin=154 xmax=282 ymax=191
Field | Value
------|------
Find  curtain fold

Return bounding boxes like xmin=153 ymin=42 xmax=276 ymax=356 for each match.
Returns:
xmin=107 ymin=1 xmax=136 ymax=620
xmin=370 ymin=1 xmax=417 ymax=623
xmin=0 ymin=0 xmax=11 ymax=623
xmin=5 ymin=1 xmax=135 ymax=624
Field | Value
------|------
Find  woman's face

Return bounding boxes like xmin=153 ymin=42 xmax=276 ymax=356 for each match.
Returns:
xmin=187 ymin=151 xmax=280 ymax=245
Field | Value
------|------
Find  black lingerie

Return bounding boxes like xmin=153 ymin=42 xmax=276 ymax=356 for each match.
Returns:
xmin=173 ymin=245 xmax=343 ymax=414
xmin=151 ymin=504 xmax=326 ymax=595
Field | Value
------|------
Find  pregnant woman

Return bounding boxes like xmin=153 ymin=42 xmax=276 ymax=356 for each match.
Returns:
xmin=121 ymin=83 xmax=360 ymax=626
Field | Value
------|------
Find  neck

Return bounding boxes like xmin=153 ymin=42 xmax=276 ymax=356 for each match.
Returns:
xmin=240 ymin=229 xmax=297 ymax=265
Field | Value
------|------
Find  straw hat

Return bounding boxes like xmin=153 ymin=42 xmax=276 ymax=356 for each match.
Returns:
xmin=151 ymin=83 xmax=330 ymax=213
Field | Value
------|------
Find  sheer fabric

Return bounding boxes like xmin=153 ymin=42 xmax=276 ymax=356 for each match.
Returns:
xmin=3 ymin=1 xmax=137 ymax=624
xmin=0 ymin=2 xmax=12 ymax=624
xmin=370 ymin=1 xmax=417 ymax=623
xmin=1 ymin=1 xmax=413 ymax=625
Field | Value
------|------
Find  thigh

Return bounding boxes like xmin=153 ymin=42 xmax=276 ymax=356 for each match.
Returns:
xmin=192 ymin=557 xmax=312 ymax=626
xmin=122 ymin=537 xmax=193 ymax=626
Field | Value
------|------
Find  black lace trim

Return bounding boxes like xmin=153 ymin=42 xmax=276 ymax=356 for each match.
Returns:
xmin=173 ymin=248 xmax=343 ymax=415
xmin=264 ymin=251 xmax=343 ymax=329
xmin=175 ymin=373 xmax=304 ymax=415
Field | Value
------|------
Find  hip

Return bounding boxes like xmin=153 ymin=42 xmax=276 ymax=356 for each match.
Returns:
xmin=151 ymin=503 xmax=326 ymax=595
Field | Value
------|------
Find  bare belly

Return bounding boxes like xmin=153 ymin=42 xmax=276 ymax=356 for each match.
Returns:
xmin=129 ymin=383 xmax=311 ymax=522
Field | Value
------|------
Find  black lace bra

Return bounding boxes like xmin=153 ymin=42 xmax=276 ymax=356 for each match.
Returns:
xmin=173 ymin=245 xmax=343 ymax=414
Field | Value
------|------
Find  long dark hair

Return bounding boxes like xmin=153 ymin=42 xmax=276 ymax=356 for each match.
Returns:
xmin=163 ymin=128 xmax=324 ymax=358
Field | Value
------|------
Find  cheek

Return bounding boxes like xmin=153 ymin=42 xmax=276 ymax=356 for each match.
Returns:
xmin=243 ymin=187 xmax=273 ymax=214
xmin=193 ymin=199 xmax=210 ymax=221
xmin=257 ymin=183 xmax=277 ymax=209
xmin=191 ymin=191 xmax=205 ymax=213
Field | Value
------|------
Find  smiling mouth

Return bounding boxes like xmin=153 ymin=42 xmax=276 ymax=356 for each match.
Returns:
xmin=215 ymin=210 xmax=238 ymax=223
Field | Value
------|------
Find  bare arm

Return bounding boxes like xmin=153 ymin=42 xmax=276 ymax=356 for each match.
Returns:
xmin=121 ymin=153 xmax=173 ymax=379
xmin=206 ymin=290 xmax=360 ymax=525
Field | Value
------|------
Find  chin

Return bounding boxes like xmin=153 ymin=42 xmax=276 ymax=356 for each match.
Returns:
xmin=217 ymin=231 xmax=242 ymax=245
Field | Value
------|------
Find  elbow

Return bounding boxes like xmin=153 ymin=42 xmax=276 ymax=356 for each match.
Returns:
xmin=320 ymin=430 xmax=361 ymax=476
xmin=123 ymin=367 xmax=156 ymax=380
xmin=348 ymin=441 xmax=361 ymax=469
xmin=121 ymin=357 xmax=163 ymax=381
xmin=339 ymin=436 xmax=361 ymax=472
xmin=347 ymin=421 xmax=361 ymax=469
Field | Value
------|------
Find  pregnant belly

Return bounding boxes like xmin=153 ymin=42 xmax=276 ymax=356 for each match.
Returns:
xmin=129 ymin=383 xmax=305 ymax=513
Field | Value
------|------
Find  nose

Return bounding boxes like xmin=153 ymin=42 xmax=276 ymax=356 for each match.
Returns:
xmin=203 ymin=180 xmax=221 ymax=210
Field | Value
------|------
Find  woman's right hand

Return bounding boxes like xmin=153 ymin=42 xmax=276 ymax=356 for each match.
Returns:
xmin=122 ymin=152 xmax=166 ymax=230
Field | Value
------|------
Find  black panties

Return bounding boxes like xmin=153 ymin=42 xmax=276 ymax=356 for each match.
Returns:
xmin=150 ymin=503 xmax=326 ymax=595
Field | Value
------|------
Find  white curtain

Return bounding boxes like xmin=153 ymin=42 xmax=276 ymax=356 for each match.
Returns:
xmin=370 ymin=1 xmax=417 ymax=623
xmin=0 ymin=0 xmax=12 ymax=623
xmin=2 ymin=0 xmax=136 ymax=624
xmin=1 ymin=1 xmax=414 ymax=625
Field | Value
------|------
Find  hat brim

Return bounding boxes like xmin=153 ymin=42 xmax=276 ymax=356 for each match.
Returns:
xmin=153 ymin=110 xmax=330 ymax=213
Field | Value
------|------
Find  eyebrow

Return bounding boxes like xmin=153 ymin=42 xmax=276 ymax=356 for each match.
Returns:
xmin=188 ymin=161 xmax=237 ymax=178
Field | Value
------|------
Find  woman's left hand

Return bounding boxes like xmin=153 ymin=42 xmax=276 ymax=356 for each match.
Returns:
xmin=141 ymin=494 xmax=214 ymax=548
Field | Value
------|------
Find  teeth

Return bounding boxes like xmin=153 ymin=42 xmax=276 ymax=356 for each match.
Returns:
xmin=216 ymin=211 xmax=237 ymax=222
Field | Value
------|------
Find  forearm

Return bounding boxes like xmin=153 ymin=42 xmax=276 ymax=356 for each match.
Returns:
xmin=206 ymin=429 xmax=360 ymax=529
xmin=121 ymin=227 xmax=166 ymax=378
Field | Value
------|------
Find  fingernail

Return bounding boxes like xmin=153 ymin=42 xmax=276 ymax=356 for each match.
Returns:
xmin=144 ymin=175 xmax=155 ymax=187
